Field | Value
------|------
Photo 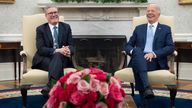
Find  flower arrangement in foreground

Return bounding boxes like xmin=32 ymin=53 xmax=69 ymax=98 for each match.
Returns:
xmin=46 ymin=67 xmax=126 ymax=108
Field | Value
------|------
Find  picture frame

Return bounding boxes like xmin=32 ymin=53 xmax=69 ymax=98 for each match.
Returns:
xmin=0 ymin=0 xmax=15 ymax=4
xmin=179 ymin=0 xmax=192 ymax=4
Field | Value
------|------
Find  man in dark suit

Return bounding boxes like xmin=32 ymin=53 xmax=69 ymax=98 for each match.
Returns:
xmin=32 ymin=6 xmax=74 ymax=91
xmin=124 ymin=3 xmax=174 ymax=107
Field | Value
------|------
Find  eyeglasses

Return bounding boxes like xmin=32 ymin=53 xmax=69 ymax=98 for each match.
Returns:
xmin=47 ymin=11 xmax=58 ymax=15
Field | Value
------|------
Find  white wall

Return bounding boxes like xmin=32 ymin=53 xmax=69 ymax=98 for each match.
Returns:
xmin=0 ymin=0 xmax=192 ymax=34
xmin=0 ymin=0 xmax=192 ymax=80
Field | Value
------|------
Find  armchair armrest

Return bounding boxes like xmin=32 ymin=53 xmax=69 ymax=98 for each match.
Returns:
xmin=118 ymin=50 xmax=177 ymax=74
xmin=118 ymin=51 xmax=127 ymax=70
xmin=20 ymin=50 xmax=28 ymax=74
xmin=168 ymin=50 xmax=177 ymax=74
xmin=71 ymin=55 xmax=78 ymax=69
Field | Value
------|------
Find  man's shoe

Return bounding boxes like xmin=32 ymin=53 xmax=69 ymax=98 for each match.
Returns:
xmin=41 ymin=86 xmax=50 ymax=98
xmin=143 ymin=87 xmax=154 ymax=99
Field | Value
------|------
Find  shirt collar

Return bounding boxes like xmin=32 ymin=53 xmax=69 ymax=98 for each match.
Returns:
xmin=48 ymin=23 xmax=59 ymax=30
xmin=148 ymin=21 xmax=158 ymax=28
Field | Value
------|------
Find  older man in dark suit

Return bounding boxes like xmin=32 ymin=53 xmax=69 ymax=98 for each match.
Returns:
xmin=32 ymin=6 xmax=74 ymax=93
xmin=125 ymin=3 xmax=174 ymax=107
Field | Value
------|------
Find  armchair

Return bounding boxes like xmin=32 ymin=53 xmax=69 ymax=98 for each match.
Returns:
xmin=114 ymin=15 xmax=177 ymax=108
xmin=20 ymin=14 xmax=77 ymax=108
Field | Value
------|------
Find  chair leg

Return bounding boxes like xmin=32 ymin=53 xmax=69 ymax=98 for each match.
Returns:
xmin=20 ymin=85 xmax=31 ymax=108
xmin=130 ymin=83 xmax=135 ymax=96
xmin=169 ymin=87 xmax=177 ymax=108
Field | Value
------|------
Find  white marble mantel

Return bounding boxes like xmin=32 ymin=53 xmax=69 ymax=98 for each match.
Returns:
xmin=38 ymin=0 xmax=148 ymax=21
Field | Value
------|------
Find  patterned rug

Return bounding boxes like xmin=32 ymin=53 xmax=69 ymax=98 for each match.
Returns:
xmin=0 ymin=87 xmax=192 ymax=100
xmin=0 ymin=87 xmax=42 ymax=99
xmin=123 ymin=87 xmax=192 ymax=100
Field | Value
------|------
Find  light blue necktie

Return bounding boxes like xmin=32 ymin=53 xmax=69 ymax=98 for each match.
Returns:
xmin=144 ymin=24 xmax=154 ymax=53
xmin=53 ymin=26 xmax=59 ymax=48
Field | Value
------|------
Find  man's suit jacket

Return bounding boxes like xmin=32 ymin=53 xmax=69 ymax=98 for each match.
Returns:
xmin=32 ymin=22 xmax=74 ymax=68
xmin=125 ymin=23 xmax=174 ymax=69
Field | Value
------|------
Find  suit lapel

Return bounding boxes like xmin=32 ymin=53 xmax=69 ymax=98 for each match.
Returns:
xmin=143 ymin=24 xmax=148 ymax=45
xmin=58 ymin=22 xmax=65 ymax=47
xmin=45 ymin=24 xmax=54 ymax=46
xmin=153 ymin=23 xmax=162 ymax=42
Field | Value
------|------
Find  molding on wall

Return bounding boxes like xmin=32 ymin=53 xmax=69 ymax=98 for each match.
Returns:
xmin=38 ymin=0 xmax=148 ymax=8
xmin=0 ymin=33 xmax=192 ymax=42
xmin=175 ymin=33 xmax=192 ymax=42
xmin=37 ymin=0 xmax=148 ymax=21
xmin=0 ymin=34 xmax=22 ymax=42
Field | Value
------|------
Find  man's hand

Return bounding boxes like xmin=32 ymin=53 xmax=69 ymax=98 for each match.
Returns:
xmin=54 ymin=46 xmax=71 ymax=57
xmin=144 ymin=52 xmax=156 ymax=62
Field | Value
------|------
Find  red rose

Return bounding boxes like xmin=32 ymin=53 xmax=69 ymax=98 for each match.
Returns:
xmin=70 ymin=91 xmax=86 ymax=105
xmin=109 ymin=84 xmax=123 ymax=102
xmin=95 ymin=74 xmax=107 ymax=81
xmin=66 ymin=83 xmax=77 ymax=96
xmin=106 ymin=94 xmax=116 ymax=108
xmin=90 ymin=67 xmax=105 ymax=75
xmin=54 ymin=86 xmax=64 ymax=98
xmin=59 ymin=72 xmax=74 ymax=85
xmin=86 ymin=91 xmax=98 ymax=102
xmin=120 ymin=88 xmax=126 ymax=97
xmin=59 ymin=90 xmax=69 ymax=102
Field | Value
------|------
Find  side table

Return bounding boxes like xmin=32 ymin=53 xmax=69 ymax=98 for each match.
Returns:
xmin=175 ymin=41 xmax=192 ymax=79
xmin=0 ymin=41 xmax=21 ymax=81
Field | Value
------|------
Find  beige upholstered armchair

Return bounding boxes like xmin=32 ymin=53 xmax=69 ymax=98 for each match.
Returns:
xmin=20 ymin=14 xmax=77 ymax=108
xmin=114 ymin=15 xmax=177 ymax=108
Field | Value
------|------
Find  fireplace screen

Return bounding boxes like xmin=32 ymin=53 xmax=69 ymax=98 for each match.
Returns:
xmin=73 ymin=35 xmax=127 ymax=74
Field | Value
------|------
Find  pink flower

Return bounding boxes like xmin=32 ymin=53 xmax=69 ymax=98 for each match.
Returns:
xmin=46 ymin=95 xmax=59 ymax=108
xmin=49 ymin=81 xmax=61 ymax=96
xmin=110 ymin=77 xmax=121 ymax=88
xmin=99 ymin=82 xmax=109 ymax=96
xmin=80 ymin=68 xmax=90 ymax=76
xmin=66 ymin=73 xmax=81 ymax=84
xmin=59 ymin=72 xmax=74 ymax=85
xmin=96 ymin=102 xmax=108 ymax=108
xmin=70 ymin=91 xmax=86 ymax=105
xmin=109 ymin=84 xmax=123 ymax=102
xmin=90 ymin=78 xmax=100 ymax=91
xmin=46 ymin=67 xmax=125 ymax=108
xmin=77 ymin=80 xmax=90 ymax=93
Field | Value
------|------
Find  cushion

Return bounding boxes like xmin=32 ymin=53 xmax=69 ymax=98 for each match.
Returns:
xmin=21 ymin=68 xmax=77 ymax=85
xmin=114 ymin=68 xmax=176 ymax=85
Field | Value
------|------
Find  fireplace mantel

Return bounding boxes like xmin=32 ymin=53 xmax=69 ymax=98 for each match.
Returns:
xmin=38 ymin=0 xmax=148 ymax=21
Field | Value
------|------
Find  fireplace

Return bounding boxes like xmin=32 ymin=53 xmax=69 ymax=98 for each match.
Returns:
xmin=73 ymin=35 xmax=127 ymax=74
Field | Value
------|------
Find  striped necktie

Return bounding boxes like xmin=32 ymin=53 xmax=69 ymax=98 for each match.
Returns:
xmin=53 ymin=26 xmax=59 ymax=48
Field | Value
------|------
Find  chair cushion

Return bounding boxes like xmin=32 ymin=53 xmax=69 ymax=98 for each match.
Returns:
xmin=21 ymin=68 xmax=77 ymax=85
xmin=114 ymin=68 xmax=176 ymax=85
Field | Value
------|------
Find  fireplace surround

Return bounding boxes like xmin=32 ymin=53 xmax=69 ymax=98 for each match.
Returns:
xmin=73 ymin=35 xmax=127 ymax=74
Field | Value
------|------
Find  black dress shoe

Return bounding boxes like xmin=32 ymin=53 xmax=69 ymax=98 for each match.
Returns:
xmin=143 ymin=87 xmax=154 ymax=99
xmin=41 ymin=87 xmax=50 ymax=98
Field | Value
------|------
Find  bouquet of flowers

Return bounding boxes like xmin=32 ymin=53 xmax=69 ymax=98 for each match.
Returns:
xmin=46 ymin=67 xmax=126 ymax=108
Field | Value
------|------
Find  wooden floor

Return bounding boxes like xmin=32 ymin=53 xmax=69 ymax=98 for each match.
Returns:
xmin=0 ymin=79 xmax=192 ymax=90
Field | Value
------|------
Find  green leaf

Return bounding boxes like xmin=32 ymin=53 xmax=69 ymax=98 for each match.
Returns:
xmin=64 ymin=102 xmax=73 ymax=108
xmin=97 ymin=92 xmax=105 ymax=102
xmin=63 ymin=83 xmax=67 ymax=89
xmin=106 ymin=73 xmax=111 ymax=83
xmin=82 ymin=74 xmax=90 ymax=83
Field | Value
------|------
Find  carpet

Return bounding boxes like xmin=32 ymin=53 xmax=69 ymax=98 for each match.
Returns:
xmin=0 ymin=87 xmax=192 ymax=108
